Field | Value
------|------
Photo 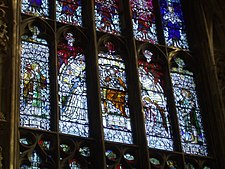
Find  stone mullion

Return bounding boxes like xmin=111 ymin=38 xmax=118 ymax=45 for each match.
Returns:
xmin=83 ymin=0 xmax=106 ymax=168
xmin=8 ymin=0 xmax=21 ymax=168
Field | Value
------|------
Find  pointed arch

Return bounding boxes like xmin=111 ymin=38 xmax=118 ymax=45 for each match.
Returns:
xmin=57 ymin=26 xmax=89 ymax=137
xmin=19 ymin=19 xmax=54 ymax=130
xmin=169 ymin=51 xmax=208 ymax=156
xmin=138 ymin=43 xmax=173 ymax=150
xmin=98 ymin=35 xmax=133 ymax=144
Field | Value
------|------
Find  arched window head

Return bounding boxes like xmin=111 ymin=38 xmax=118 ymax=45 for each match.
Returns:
xmin=130 ymin=0 xmax=158 ymax=43
xmin=21 ymin=0 xmax=49 ymax=18
xmin=58 ymin=30 xmax=89 ymax=137
xmin=95 ymin=0 xmax=121 ymax=35
xmin=170 ymin=54 xmax=208 ymax=156
xmin=138 ymin=46 xmax=173 ymax=150
xmin=56 ymin=0 xmax=83 ymax=26
xmin=98 ymin=39 xmax=132 ymax=144
xmin=160 ymin=0 xmax=189 ymax=49
xmin=20 ymin=24 xmax=51 ymax=130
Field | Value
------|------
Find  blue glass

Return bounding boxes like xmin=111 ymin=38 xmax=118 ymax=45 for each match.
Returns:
xmin=21 ymin=0 xmax=49 ymax=17
xmin=160 ymin=0 xmax=189 ymax=49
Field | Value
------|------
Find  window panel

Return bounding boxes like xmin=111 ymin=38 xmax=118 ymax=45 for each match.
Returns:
xmin=170 ymin=57 xmax=208 ymax=156
xmin=95 ymin=0 xmax=121 ymax=35
xmin=20 ymin=26 xmax=51 ymax=130
xmin=138 ymin=49 xmax=173 ymax=150
xmin=130 ymin=0 xmax=158 ymax=43
xmin=21 ymin=0 xmax=49 ymax=17
xmin=58 ymin=32 xmax=89 ymax=137
xmin=56 ymin=0 xmax=83 ymax=26
xmin=160 ymin=0 xmax=189 ymax=49
xmin=98 ymin=41 xmax=133 ymax=144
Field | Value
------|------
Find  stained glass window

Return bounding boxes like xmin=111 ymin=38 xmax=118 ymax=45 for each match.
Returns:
xmin=170 ymin=57 xmax=208 ymax=156
xmin=20 ymin=26 xmax=51 ymax=130
xmin=17 ymin=0 xmax=213 ymax=168
xmin=95 ymin=0 xmax=121 ymax=35
xmin=21 ymin=0 xmax=49 ymax=17
xmin=130 ymin=0 xmax=158 ymax=43
xmin=138 ymin=49 xmax=173 ymax=150
xmin=56 ymin=0 xmax=82 ymax=26
xmin=160 ymin=0 xmax=189 ymax=49
xmin=58 ymin=32 xmax=89 ymax=137
xmin=98 ymin=41 xmax=132 ymax=144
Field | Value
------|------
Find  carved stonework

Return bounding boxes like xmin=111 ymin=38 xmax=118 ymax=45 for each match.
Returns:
xmin=0 ymin=112 xmax=5 ymax=122
xmin=0 ymin=8 xmax=8 ymax=54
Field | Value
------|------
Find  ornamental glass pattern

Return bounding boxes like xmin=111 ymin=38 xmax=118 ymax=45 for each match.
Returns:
xmin=170 ymin=57 xmax=208 ymax=156
xmin=56 ymin=0 xmax=83 ymax=26
xmin=160 ymin=0 xmax=189 ymax=49
xmin=58 ymin=32 xmax=89 ymax=137
xmin=21 ymin=0 xmax=49 ymax=17
xmin=130 ymin=0 xmax=158 ymax=43
xmin=95 ymin=0 xmax=121 ymax=35
xmin=98 ymin=41 xmax=132 ymax=144
xmin=20 ymin=26 xmax=51 ymax=130
xmin=138 ymin=49 xmax=173 ymax=150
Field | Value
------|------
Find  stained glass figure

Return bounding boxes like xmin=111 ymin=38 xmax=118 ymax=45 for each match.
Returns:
xmin=95 ymin=0 xmax=121 ymax=35
xmin=170 ymin=57 xmax=208 ymax=156
xmin=160 ymin=0 xmax=189 ymax=49
xmin=58 ymin=32 xmax=89 ymax=137
xmin=20 ymin=26 xmax=51 ymax=130
xmin=130 ymin=0 xmax=158 ymax=43
xmin=56 ymin=0 xmax=82 ymax=26
xmin=21 ymin=0 xmax=49 ymax=17
xmin=98 ymin=41 xmax=132 ymax=144
xmin=138 ymin=49 xmax=173 ymax=150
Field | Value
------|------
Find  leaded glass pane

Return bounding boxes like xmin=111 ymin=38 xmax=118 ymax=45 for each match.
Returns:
xmin=170 ymin=57 xmax=208 ymax=156
xmin=95 ymin=0 xmax=121 ymax=35
xmin=21 ymin=0 xmax=49 ymax=17
xmin=20 ymin=26 xmax=50 ymax=130
xmin=130 ymin=0 xmax=158 ymax=43
xmin=138 ymin=50 xmax=173 ymax=150
xmin=98 ymin=41 xmax=133 ymax=144
xmin=58 ymin=32 xmax=89 ymax=137
xmin=20 ymin=151 xmax=42 ymax=169
xmin=56 ymin=0 xmax=82 ymax=26
xmin=160 ymin=0 xmax=189 ymax=49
